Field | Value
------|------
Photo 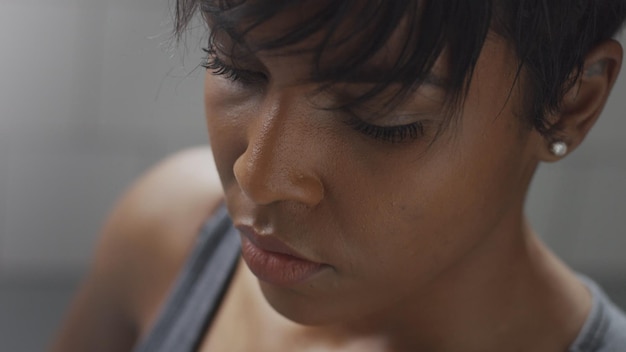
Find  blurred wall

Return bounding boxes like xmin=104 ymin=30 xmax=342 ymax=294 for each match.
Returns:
xmin=0 ymin=0 xmax=208 ymax=279
xmin=0 ymin=0 xmax=625 ymax=282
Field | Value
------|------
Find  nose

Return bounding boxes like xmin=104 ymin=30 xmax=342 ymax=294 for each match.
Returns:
xmin=233 ymin=98 xmax=325 ymax=207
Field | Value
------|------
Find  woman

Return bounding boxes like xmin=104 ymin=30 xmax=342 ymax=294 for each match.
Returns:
xmin=52 ymin=1 xmax=626 ymax=351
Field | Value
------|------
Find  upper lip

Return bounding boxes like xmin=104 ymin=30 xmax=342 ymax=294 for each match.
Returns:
xmin=235 ymin=224 xmax=319 ymax=263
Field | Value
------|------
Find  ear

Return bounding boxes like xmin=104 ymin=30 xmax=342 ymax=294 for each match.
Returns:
xmin=538 ymin=39 xmax=623 ymax=162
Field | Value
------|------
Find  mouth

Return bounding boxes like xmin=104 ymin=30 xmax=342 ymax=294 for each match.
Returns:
xmin=236 ymin=225 xmax=327 ymax=286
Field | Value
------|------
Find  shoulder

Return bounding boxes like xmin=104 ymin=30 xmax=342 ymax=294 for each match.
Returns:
xmin=104 ymin=146 xmax=225 ymax=326
xmin=117 ymin=146 xmax=223 ymax=230
xmin=51 ymin=146 xmax=224 ymax=351
xmin=106 ymin=146 xmax=223 ymax=252
xmin=571 ymin=277 xmax=626 ymax=352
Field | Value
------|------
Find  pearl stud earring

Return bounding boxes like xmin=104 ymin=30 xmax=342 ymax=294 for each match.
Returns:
xmin=550 ymin=141 xmax=568 ymax=157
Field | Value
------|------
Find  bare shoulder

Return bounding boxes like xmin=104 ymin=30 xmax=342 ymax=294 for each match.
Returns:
xmin=51 ymin=146 xmax=224 ymax=352
xmin=108 ymin=146 xmax=225 ymax=324
xmin=111 ymin=145 xmax=224 ymax=252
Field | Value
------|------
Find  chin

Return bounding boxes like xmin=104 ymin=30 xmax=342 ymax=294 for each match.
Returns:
xmin=258 ymin=280 xmax=353 ymax=326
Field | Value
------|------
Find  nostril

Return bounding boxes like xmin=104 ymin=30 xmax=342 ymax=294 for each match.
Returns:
xmin=291 ymin=174 xmax=325 ymax=206
xmin=233 ymin=152 xmax=324 ymax=207
xmin=232 ymin=152 xmax=258 ymax=199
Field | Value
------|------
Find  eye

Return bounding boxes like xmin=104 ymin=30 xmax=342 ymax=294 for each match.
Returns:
xmin=343 ymin=109 xmax=426 ymax=144
xmin=201 ymin=47 xmax=267 ymax=85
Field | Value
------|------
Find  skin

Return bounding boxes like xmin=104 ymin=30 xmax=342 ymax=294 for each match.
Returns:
xmin=50 ymin=147 xmax=225 ymax=352
xmin=51 ymin=7 xmax=623 ymax=352
xmin=202 ymin=12 xmax=623 ymax=352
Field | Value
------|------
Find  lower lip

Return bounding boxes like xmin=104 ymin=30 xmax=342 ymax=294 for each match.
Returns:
xmin=240 ymin=236 xmax=325 ymax=286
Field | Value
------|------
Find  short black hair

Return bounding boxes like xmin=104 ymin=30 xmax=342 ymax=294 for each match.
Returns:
xmin=173 ymin=0 xmax=626 ymax=136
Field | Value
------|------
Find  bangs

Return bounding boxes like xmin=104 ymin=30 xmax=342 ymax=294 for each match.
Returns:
xmin=176 ymin=0 xmax=626 ymax=137
xmin=190 ymin=0 xmax=493 ymax=123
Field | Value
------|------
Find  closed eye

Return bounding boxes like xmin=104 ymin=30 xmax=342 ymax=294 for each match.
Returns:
xmin=342 ymin=107 xmax=426 ymax=144
xmin=201 ymin=47 xmax=267 ymax=85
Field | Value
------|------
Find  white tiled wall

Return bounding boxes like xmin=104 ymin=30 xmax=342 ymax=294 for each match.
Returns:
xmin=0 ymin=1 xmax=624 ymax=280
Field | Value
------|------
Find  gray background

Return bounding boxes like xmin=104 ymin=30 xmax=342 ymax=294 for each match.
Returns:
xmin=0 ymin=1 xmax=625 ymax=351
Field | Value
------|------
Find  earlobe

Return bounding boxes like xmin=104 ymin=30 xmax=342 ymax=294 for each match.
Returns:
xmin=538 ymin=39 xmax=623 ymax=162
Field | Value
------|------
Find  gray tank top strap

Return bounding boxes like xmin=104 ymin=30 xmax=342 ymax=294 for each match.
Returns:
xmin=133 ymin=205 xmax=241 ymax=352
xmin=569 ymin=275 xmax=626 ymax=352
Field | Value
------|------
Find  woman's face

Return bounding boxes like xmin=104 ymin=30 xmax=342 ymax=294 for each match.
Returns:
xmin=204 ymin=19 xmax=541 ymax=325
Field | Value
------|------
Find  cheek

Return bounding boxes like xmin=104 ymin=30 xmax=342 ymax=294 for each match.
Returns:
xmin=330 ymin=111 xmax=529 ymax=292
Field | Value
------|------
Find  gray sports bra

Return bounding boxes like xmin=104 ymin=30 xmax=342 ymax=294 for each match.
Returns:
xmin=133 ymin=205 xmax=626 ymax=352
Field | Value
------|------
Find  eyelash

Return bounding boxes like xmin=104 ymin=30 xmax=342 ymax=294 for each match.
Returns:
xmin=201 ymin=47 xmax=425 ymax=144
xmin=344 ymin=112 xmax=425 ymax=144
xmin=201 ymin=47 xmax=266 ymax=84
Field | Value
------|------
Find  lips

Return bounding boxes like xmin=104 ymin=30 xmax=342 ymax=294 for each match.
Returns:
xmin=236 ymin=225 xmax=327 ymax=286
xmin=236 ymin=225 xmax=312 ymax=259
